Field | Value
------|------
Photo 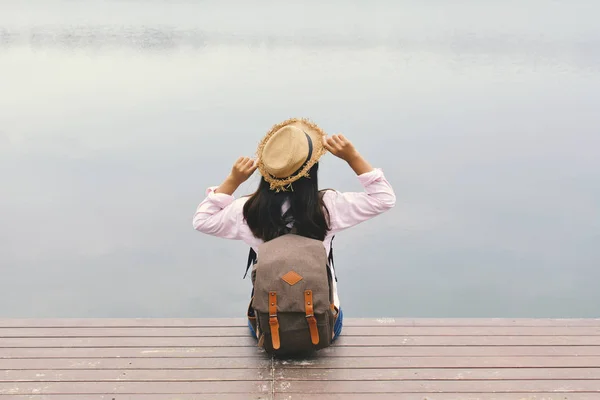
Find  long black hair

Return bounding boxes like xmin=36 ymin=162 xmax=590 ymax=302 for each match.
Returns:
xmin=242 ymin=162 xmax=330 ymax=242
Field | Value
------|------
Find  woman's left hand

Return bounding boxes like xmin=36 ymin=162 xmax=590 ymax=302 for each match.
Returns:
xmin=229 ymin=156 xmax=258 ymax=185
xmin=215 ymin=157 xmax=257 ymax=195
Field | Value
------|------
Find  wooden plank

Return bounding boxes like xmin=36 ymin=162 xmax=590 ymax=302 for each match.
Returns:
xmin=5 ymin=345 xmax=600 ymax=359
xmin=276 ymin=367 xmax=600 ymax=381
xmin=3 ymin=395 xmax=597 ymax=400
xmin=1 ymin=369 xmax=271 ymax=382
xmin=334 ymin=336 xmax=600 ymax=346
xmin=4 ymin=335 xmax=600 ymax=347
xmin=0 ymin=337 xmax=258 ymax=347
xmin=4 ymin=381 xmax=599 ymax=396
xmin=0 ymin=327 xmax=250 ymax=338
xmin=0 ymin=381 xmax=271 ymax=395
xmin=1 ymin=358 xmax=271 ymax=370
xmin=8 ymin=367 xmax=599 ymax=383
xmin=344 ymin=318 xmax=600 ymax=327
xmin=321 ymin=345 xmax=600 ymax=357
xmin=15 ymin=396 xmax=270 ymax=400
xmin=275 ymin=395 xmax=600 ymax=400
xmin=274 ymin=356 xmax=600 ymax=368
xmin=0 ymin=346 xmax=265 ymax=359
xmin=0 ymin=319 xmax=247 ymax=328
xmin=2 ymin=318 xmax=600 ymax=328
xmin=275 ymin=380 xmax=600 ymax=393
xmin=343 ymin=326 xmax=600 ymax=336
xmin=4 ymin=356 xmax=600 ymax=370
xmin=3 ymin=326 xmax=600 ymax=337
xmin=13 ymin=394 xmax=600 ymax=400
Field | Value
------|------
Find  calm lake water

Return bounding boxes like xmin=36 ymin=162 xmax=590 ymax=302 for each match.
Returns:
xmin=1 ymin=1 xmax=599 ymax=318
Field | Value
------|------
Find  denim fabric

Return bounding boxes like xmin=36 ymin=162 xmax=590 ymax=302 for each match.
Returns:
xmin=332 ymin=308 xmax=343 ymax=341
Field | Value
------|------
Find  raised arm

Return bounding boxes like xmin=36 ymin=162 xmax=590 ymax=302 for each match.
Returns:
xmin=322 ymin=134 xmax=396 ymax=233
xmin=192 ymin=156 xmax=257 ymax=239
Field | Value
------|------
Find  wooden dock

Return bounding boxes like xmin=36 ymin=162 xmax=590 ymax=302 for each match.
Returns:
xmin=1 ymin=318 xmax=600 ymax=399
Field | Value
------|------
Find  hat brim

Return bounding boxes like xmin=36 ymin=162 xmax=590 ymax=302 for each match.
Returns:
xmin=257 ymin=118 xmax=327 ymax=191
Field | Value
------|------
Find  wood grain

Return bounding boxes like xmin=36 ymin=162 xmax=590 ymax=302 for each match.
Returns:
xmin=2 ymin=317 xmax=599 ymax=399
xmin=4 ymin=335 xmax=600 ymax=347
xmin=2 ymin=318 xmax=599 ymax=328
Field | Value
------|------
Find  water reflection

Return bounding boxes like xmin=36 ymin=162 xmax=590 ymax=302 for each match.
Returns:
xmin=1 ymin=0 xmax=599 ymax=318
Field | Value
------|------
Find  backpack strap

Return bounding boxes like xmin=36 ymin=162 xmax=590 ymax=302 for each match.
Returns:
xmin=243 ymin=247 xmax=257 ymax=279
xmin=304 ymin=289 xmax=320 ymax=345
xmin=321 ymin=190 xmax=338 ymax=281
xmin=268 ymin=291 xmax=280 ymax=350
xmin=328 ymin=235 xmax=338 ymax=282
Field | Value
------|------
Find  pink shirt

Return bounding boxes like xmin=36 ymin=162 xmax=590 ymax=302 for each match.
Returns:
xmin=193 ymin=168 xmax=396 ymax=308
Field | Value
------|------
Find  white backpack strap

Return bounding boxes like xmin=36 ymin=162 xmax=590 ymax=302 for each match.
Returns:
xmin=244 ymin=247 xmax=257 ymax=279
xmin=328 ymin=235 xmax=337 ymax=282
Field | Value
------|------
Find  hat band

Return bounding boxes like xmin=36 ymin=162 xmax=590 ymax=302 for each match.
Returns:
xmin=291 ymin=131 xmax=313 ymax=176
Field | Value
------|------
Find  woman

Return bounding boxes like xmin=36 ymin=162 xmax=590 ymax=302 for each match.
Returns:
xmin=193 ymin=118 xmax=396 ymax=340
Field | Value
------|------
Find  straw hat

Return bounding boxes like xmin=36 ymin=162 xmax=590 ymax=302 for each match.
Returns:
xmin=256 ymin=118 xmax=327 ymax=192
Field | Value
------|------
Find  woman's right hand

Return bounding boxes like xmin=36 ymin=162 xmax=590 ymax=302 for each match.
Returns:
xmin=323 ymin=134 xmax=374 ymax=175
xmin=323 ymin=134 xmax=359 ymax=162
xmin=229 ymin=156 xmax=258 ymax=185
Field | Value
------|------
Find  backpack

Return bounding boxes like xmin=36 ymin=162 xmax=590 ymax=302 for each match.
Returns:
xmin=244 ymin=233 xmax=338 ymax=357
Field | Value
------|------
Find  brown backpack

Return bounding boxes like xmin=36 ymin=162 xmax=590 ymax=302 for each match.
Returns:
xmin=245 ymin=233 xmax=337 ymax=357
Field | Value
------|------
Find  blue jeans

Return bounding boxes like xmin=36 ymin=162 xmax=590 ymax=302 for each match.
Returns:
xmin=248 ymin=308 xmax=344 ymax=341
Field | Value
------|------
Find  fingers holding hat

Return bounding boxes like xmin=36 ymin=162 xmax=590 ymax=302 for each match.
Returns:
xmin=323 ymin=134 xmax=358 ymax=162
xmin=230 ymin=156 xmax=258 ymax=185
xmin=322 ymin=135 xmax=337 ymax=153
xmin=240 ymin=156 xmax=258 ymax=174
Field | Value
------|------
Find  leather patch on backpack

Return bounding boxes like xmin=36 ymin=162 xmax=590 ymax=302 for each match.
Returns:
xmin=281 ymin=270 xmax=303 ymax=286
